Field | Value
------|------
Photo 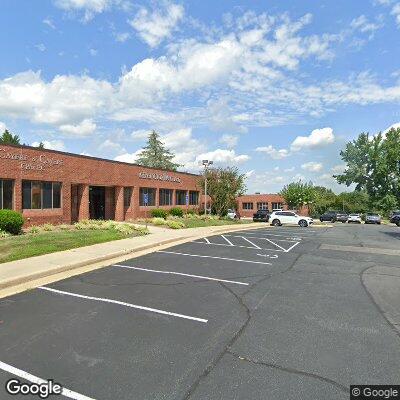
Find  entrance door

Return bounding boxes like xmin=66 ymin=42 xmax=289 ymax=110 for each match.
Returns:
xmin=89 ymin=186 xmax=105 ymax=220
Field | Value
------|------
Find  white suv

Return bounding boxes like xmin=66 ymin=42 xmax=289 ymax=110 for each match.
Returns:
xmin=270 ymin=211 xmax=313 ymax=228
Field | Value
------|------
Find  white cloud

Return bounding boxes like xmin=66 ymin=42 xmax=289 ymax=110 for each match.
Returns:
xmin=255 ymin=145 xmax=290 ymax=159
xmin=131 ymin=129 xmax=150 ymax=141
xmin=31 ymin=139 xmax=66 ymax=151
xmin=114 ymin=32 xmax=130 ymax=42
xmin=291 ymin=127 xmax=335 ymax=151
xmin=59 ymin=119 xmax=96 ymax=137
xmin=54 ymin=0 xmax=126 ymax=22
xmin=129 ymin=2 xmax=184 ymax=48
xmin=194 ymin=149 xmax=250 ymax=166
xmin=384 ymin=122 xmax=400 ymax=133
xmin=114 ymin=149 xmax=142 ymax=163
xmin=35 ymin=43 xmax=46 ymax=52
xmin=89 ymin=48 xmax=98 ymax=56
xmin=43 ymin=18 xmax=56 ymax=29
xmin=219 ymin=134 xmax=239 ymax=148
xmin=350 ymin=15 xmax=382 ymax=33
xmin=301 ymin=161 xmax=323 ymax=172
xmin=99 ymin=138 xmax=125 ymax=153
xmin=331 ymin=164 xmax=346 ymax=174
xmin=391 ymin=3 xmax=400 ymax=26
xmin=0 ymin=121 xmax=6 ymax=132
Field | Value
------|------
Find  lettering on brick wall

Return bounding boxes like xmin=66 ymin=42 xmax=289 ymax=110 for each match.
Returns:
xmin=138 ymin=171 xmax=181 ymax=183
xmin=0 ymin=147 xmax=64 ymax=171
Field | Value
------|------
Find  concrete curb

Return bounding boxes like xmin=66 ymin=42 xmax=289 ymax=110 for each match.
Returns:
xmin=0 ymin=223 xmax=270 ymax=297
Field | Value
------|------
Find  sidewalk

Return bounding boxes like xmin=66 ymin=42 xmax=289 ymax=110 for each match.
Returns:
xmin=0 ymin=223 xmax=269 ymax=299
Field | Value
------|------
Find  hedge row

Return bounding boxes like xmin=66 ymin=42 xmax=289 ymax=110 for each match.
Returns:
xmin=0 ymin=210 xmax=24 ymax=235
xmin=150 ymin=207 xmax=196 ymax=219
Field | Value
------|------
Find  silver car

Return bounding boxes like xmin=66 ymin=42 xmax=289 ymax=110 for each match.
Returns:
xmin=365 ymin=213 xmax=381 ymax=224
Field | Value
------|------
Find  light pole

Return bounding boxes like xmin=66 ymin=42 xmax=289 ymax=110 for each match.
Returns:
xmin=202 ymin=160 xmax=213 ymax=216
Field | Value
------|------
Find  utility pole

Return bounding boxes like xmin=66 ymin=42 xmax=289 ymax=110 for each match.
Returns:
xmin=202 ymin=160 xmax=213 ymax=216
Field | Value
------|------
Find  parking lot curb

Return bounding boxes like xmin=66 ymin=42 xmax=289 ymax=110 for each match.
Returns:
xmin=0 ymin=223 xmax=270 ymax=299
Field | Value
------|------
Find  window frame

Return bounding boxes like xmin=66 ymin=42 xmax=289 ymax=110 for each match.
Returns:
xmin=22 ymin=181 xmax=62 ymax=210
xmin=256 ymin=202 xmax=268 ymax=210
xmin=159 ymin=188 xmax=173 ymax=206
xmin=175 ymin=190 xmax=187 ymax=206
xmin=0 ymin=179 xmax=14 ymax=210
xmin=139 ymin=187 xmax=156 ymax=206
xmin=124 ymin=187 xmax=133 ymax=208
xmin=189 ymin=191 xmax=199 ymax=206
xmin=242 ymin=202 xmax=254 ymax=210
xmin=271 ymin=202 xmax=283 ymax=210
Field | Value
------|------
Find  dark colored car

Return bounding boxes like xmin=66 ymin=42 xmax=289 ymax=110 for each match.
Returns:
xmin=320 ymin=211 xmax=348 ymax=223
xmin=253 ymin=209 xmax=270 ymax=222
xmin=390 ymin=211 xmax=400 ymax=226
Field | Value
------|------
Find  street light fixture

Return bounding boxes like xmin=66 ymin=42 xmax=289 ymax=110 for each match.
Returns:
xmin=202 ymin=160 xmax=213 ymax=216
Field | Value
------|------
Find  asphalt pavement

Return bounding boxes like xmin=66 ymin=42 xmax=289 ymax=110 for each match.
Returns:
xmin=1 ymin=223 xmax=400 ymax=399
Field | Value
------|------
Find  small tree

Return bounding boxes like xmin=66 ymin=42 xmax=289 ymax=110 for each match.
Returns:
xmin=279 ymin=181 xmax=315 ymax=210
xmin=199 ymin=167 xmax=246 ymax=216
xmin=136 ymin=130 xmax=180 ymax=171
xmin=37 ymin=141 xmax=45 ymax=149
xmin=309 ymin=186 xmax=337 ymax=217
xmin=0 ymin=129 xmax=21 ymax=145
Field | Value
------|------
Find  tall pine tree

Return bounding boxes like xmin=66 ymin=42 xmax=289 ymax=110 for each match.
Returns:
xmin=0 ymin=129 xmax=21 ymax=145
xmin=136 ymin=130 xmax=180 ymax=171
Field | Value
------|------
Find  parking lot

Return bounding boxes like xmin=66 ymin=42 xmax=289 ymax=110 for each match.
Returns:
xmin=1 ymin=223 xmax=400 ymax=399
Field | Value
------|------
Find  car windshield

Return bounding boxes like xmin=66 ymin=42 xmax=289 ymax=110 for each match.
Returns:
xmin=367 ymin=213 xmax=378 ymax=216
xmin=349 ymin=214 xmax=359 ymax=216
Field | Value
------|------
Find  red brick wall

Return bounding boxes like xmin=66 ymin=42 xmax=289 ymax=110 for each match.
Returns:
xmin=0 ymin=144 xmax=201 ymax=226
xmin=237 ymin=194 xmax=287 ymax=218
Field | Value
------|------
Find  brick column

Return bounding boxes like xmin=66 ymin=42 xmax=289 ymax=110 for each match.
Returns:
xmin=132 ymin=186 xmax=140 ymax=219
xmin=114 ymin=186 xmax=124 ymax=221
xmin=78 ymin=184 xmax=90 ymax=221
xmin=14 ymin=179 xmax=22 ymax=214
xmin=155 ymin=188 xmax=159 ymax=207
xmin=62 ymin=182 xmax=71 ymax=224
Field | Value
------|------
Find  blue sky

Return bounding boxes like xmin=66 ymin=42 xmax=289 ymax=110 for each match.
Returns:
xmin=1 ymin=0 xmax=400 ymax=193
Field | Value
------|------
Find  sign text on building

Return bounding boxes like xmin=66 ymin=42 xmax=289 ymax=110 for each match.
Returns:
xmin=138 ymin=171 xmax=181 ymax=183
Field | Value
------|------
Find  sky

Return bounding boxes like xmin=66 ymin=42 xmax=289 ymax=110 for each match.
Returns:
xmin=0 ymin=0 xmax=400 ymax=194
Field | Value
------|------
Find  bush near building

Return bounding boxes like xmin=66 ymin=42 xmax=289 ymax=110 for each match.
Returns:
xmin=169 ymin=207 xmax=184 ymax=217
xmin=0 ymin=210 xmax=24 ymax=235
xmin=150 ymin=209 xmax=168 ymax=219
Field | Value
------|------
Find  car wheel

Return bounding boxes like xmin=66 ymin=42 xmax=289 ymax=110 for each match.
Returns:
xmin=272 ymin=219 xmax=281 ymax=227
xmin=319 ymin=217 xmax=323 ymax=222
xmin=299 ymin=220 xmax=308 ymax=228
xmin=342 ymin=221 xmax=346 ymax=223
xmin=331 ymin=218 xmax=335 ymax=223
xmin=396 ymin=221 xmax=400 ymax=227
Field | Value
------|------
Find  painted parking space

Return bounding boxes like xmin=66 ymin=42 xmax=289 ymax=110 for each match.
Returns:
xmin=2 ymin=224 xmax=398 ymax=399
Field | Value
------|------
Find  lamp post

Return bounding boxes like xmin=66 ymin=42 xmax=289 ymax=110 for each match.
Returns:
xmin=202 ymin=160 xmax=213 ymax=216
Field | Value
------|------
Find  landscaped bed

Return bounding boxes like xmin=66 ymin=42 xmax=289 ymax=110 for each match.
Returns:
xmin=0 ymin=220 xmax=148 ymax=264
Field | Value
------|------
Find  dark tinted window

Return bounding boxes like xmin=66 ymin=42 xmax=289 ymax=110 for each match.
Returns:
xmin=124 ymin=187 xmax=132 ymax=208
xmin=176 ymin=190 xmax=186 ymax=205
xmin=43 ymin=182 xmax=53 ymax=209
xmin=53 ymin=183 xmax=61 ymax=209
xmin=139 ymin=187 xmax=156 ymax=206
xmin=159 ymin=189 xmax=173 ymax=206
xmin=189 ymin=191 xmax=199 ymax=205
xmin=1 ymin=180 xmax=13 ymax=209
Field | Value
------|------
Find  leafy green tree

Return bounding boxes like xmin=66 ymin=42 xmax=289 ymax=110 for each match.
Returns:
xmin=334 ymin=191 xmax=370 ymax=214
xmin=136 ymin=130 xmax=180 ymax=170
xmin=0 ymin=129 xmax=21 ymax=145
xmin=374 ymin=194 xmax=398 ymax=217
xmin=335 ymin=128 xmax=400 ymax=209
xmin=279 ymin=181 xmax=315 ymax=210
xmin=37 ymin=141 xmax=45 ymax=149
xmin=199 ymin=167 xmax=246 ymax=216
xmin=309 ymin=186 xmax=337 ymax=217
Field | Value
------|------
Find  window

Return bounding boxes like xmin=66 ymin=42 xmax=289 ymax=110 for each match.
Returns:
xmin=242 ymin=202 xmax=253 ymax=210
xmin=124 ymin=187 xmax=132 ymax=208
xmin=272 ymin=202 xmax=283 ymax=210
xmin=257 ymin=202 xmax=268 ymax=210
xmin=22 ymin=181 xmax=62 ymax=209
xmin=139 ymin=187 xmax=156 ymax=206
xmin=175 ymin=190 xmax=187 ymax=205
xmin=189 ymin=191 xmax=199 ymax=205
xmin=0 ymin=179 xmax=14 ymax=209
xmin=159 ymin=189 xmax=173 ymax=206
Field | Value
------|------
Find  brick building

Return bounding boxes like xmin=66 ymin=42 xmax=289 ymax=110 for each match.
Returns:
xmin=236 ymin=193 xmax=287 ymax=218
xmin=0 ymin=144 xmax=201 ymax=226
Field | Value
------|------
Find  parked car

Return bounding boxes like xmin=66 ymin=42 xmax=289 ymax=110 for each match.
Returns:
xmin=270 ymin=211 xmax=313 ymax=227
xmin=320 ymin=211 xmax=339 ymax=222
xmin=226 ymin=209 xmax=240 ymax=219
xmin=253 ymin=209 xmax=270 ymax=222
xmin=390 ymin=211 xmax=400 ymax=226
xmin=365 ymin=213 xmax=381 ymax=224
xmin=348 ymin=213 xmax=362 ymax=224
xmin=336 ymin=212 xmax=349 ymax=223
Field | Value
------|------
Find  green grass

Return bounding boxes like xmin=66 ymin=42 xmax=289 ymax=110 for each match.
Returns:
xmin=177 ymin=218 xmax=252 ymax=228
xmin=0 ymin=229 xmax=143 ymax=264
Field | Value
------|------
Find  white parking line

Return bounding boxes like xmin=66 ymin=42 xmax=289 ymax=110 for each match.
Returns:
xmin=38 ymin=286 xmax=208 ymax=324
xmin=157 ymin=251 xmax=272 ymax=265
xmin=113 ymin=264 xmax=249 ymax=286
xmin=221 ymin=235 xmax=234 ymax=246
xmin=240 ymin=236 xmax=261 ymax=249
xmin=0 ymin=360 xmax=95 ymax=400
xmin=226 ymin=233 xmax=301 ymax=242
xmin=191 ymin=240 xmax=285 ymax=252
xmin=204 ymin=237 xmax=211 ymax=244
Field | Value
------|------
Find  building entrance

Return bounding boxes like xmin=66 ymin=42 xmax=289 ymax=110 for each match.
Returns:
xmin=89 ymin=186 xmax=105 ymax=220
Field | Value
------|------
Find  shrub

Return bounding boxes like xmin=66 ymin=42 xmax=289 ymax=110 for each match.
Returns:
xmin=0 ymin=229 xmax=11 ymax=239
xmin=150 ymin=209 xmax=168 ymax=219
xmin=0 ymin=210 xmax=24 ymax=235
xmin=28 ymin=226 xmax=40 ymax=234
xmin=169 ymin=207 xmax=184 ymax=217
xmin=166 ymin=220 xmax=185 ymax=229
xmin=42 ymin=223 xmax=54 ymax=231
xmin=151 ymin=217 xmax=167 ymax=226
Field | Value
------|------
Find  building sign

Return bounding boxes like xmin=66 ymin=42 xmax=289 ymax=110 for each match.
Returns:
xmin=0 ymin=147 xmax=64 ymax=171
xmin=138 ymin=171 xmax=181 ymax=183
